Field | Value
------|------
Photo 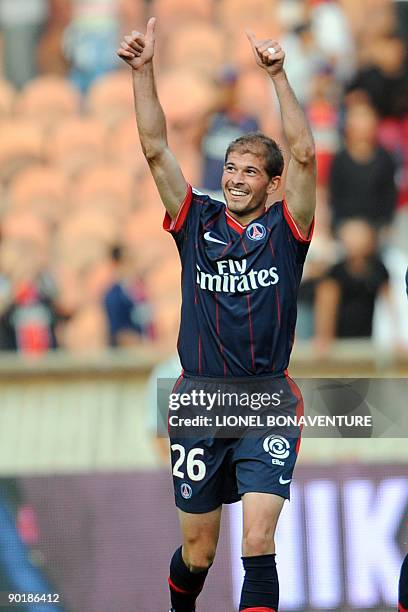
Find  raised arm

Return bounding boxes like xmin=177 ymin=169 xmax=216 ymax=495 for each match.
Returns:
xmin=117 ymin=18 xmax=188 ymax=219
xmin=246 ymin=32 xmax=316 ymax=236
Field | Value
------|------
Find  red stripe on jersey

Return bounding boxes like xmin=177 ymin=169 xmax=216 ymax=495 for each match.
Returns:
xmin=399 ymin=605 xmax=408 ymax=612
xmin=246 ymin=295 xmax=255 ymax=370
xmin=282 ymin=199 xmax=314 ymax=243
xmin=225 ymin=209 xmax=246 ymax=234
xmin=214 ymin=294 xmax=227 ymax=376
xmin=198 ymin=334 xmax=202 ymax=374
xmin=163 ymin=184 xmax=193 ymax=233
xmin=268 ymin=236 xmax=281 ymax=326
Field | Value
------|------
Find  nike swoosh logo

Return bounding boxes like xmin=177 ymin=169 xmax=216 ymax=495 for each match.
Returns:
xmin=204 ymin=231 xmax=228 ymax=246
xmin=279 ymin=476 xmax=292 ymax=485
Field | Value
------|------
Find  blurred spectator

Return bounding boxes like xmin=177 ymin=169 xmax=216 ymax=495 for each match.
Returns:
xmin=296 ymin=234 xmax=338 ymax=339
xmin=283 ymin=21 xmax=327 ymax=106
xmin=329 ymin=102 xmax=396 ymax=231
xmin=308 ymin=0 xmax=355 ymax=82
xmin=0 ymin=0 xmax=48 ymax=88
xmin=199 ymin=67 xmax=259 ymax=195
xmin=103 ymin=245 xmax=155 ymax=347
xmin=0 ymin=239 xmax=59 ymax=353
xmin=306 ymin=65 xmax=340 ymax=187
xmin=346 ymin=33 xmax=408 ymax=119
xmin=314 ymin=219 xmax=390 ymax=352
xmin=37 ymin=0 xmax=72 ymax=77
xmin=62 ymin=0 xmax=121 ymax=92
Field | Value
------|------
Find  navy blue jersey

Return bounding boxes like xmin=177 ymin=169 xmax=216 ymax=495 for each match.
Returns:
xmin=164 ymin=185 xmax=313 ymax=377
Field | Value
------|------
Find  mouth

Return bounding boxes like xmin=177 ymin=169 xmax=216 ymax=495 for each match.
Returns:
xmin=228 ymin=187 xmax=250 ymax=199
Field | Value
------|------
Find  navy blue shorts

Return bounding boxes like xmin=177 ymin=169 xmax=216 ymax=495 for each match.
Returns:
xmin=169 ymin=373 xmax=303 ymax=514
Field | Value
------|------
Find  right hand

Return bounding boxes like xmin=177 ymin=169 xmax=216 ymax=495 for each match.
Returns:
xmin=117 ymin=17 xmax=156 ymax=70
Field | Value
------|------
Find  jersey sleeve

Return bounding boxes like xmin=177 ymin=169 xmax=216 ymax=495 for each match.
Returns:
xmin=282 ymin=198 xmax=314 ymax=244
xmin=162 ymin=185 xmax=218 ymax=252
xmin=163 ymin=184 xmax=193 ymax=234
xmin=275 ymin=200 xmax=313 ymax=265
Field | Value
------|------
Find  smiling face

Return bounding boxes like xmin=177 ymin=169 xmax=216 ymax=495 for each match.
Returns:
xmin=221 ymin=151 xmax=281 ymax=223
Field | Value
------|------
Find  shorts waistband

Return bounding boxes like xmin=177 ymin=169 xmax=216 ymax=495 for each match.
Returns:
xmin=182 ymin=370 xmax=288 ymax=384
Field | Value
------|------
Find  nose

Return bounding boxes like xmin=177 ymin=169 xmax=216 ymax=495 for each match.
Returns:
xmin=231 ymin=170 xmax=245 ymax=184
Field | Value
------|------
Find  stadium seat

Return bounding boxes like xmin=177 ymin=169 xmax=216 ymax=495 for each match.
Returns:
xmin=150 ymin=0 xmax=213 ymax=28
xmin=0 ymin=79 xmax=16 ymax=119
xmin=216 ymin=0 xmax=279 ymax=35
xmin=1 ymin=213 xmax=50 ymax=258
xmin=57 ymin=210 xmax=120 ymax=252
xmin=47 ymin=117 xmax=108 ymax=178
xmin=107 ymin=116 xmax=147 ymax=176
xmin=60 ymin=302 xmax=108 ymax=352
xmin=8 ymin=165 xmax=69 ymax=226
xmin=157 ymin=69 xmax=217 ymax=125
xmin=86 ymin=71 xmax=134 ymax=128
xmin=0 ymin=120 xmax=44 ymax=183
xmin=162 ymin=23 xmax=225 ymax=78
xmin=71 ymin=164 xmax=135 ymax=220
xmin=16 ymin=76 xmax=80 ymax=129
xmin=118 ymin=0 xmax=145 ymax=30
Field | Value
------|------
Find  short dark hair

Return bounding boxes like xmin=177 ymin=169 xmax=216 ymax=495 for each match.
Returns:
xmin=225 ymin=132 xmax=284 ymax=178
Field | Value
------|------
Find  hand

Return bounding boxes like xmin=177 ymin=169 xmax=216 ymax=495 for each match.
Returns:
xmin=246 ymin=31 xmax=285 ymax=77
xmin=117 ymin=17 xmax=156 ymax=70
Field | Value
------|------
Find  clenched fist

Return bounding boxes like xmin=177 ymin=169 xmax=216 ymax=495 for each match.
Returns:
xmin=117 ymin=17 xmax=156 ymax=70
xmin=246 ymin=30 xmax=285 ymax=78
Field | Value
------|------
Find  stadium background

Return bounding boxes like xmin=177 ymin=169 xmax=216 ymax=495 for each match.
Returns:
xmin=0 ymin=0 xmax=407 ymax=610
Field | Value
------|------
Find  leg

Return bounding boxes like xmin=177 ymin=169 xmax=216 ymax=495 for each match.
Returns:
xmin=399 ymin=553 xmax=408 ymax=612
xmin=240 ymin=492 xmax=285 ymax=612
xmin=169 ymin=506 xmax=221 ymax=612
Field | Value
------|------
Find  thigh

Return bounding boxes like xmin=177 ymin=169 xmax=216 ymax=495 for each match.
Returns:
xmin=170 ymin=437 xmax=238 ymax=513
xmin=235 ymin=432 xmax=300 ymax=501
xmin=242 ymin=492 xmax=285 ymax=556
xmin=178 ymin=505 xmax=222 ymax=548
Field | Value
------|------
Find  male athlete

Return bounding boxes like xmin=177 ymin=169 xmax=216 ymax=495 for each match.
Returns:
xmin=118 ymin=17 xmax=316 ymax=612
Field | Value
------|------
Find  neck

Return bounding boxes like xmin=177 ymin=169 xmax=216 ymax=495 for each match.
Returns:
xmin=347 ymin=141 xmax=376 ymax=162
xmin=226 ymin=204 xmax=267 ymax=227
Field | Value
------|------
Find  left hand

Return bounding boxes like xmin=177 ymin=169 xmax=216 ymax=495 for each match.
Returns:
xmin=246 ymin=31 xmax=285 ymax=77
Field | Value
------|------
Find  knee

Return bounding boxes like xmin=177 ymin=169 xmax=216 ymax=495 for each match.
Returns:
xmin=242 ymin=527 xmax=275 ymax=557
xmin=183 ymin=536 xmax=216 ymax=572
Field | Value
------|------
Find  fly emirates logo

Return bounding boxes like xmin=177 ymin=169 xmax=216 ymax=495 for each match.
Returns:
xmin=196 ymin=259 xmax=279 ymax=293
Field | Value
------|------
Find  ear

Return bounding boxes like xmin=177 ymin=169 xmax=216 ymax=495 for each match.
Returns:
xmin=266 ymin=176 xmax=281 ymax=194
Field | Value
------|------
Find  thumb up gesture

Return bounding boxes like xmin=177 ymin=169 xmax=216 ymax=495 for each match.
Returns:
xmin=117 ymin=17 xmax=156 ymax=70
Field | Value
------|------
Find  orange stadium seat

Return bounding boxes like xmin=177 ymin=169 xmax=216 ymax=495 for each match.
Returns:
xmin=107 ymin=116 xmax=147 ymax=176
xmin=56 ymin=210 xmax=120 ymax=255
xmin=86 ymin=71 xmax=134 ymax=128
xmin=60 ymin=302 xmax=108 ymax=352
xmin=16 ymin=76 xmax=80 ymax=129
xmin=7 ymin=165 xmax=69 ymax=226
xmin=151 ymin=0 xmax=213 ymax=28
xmin=1 ymin=213 xmax=50 ymax=258
xmin=234 ymin=69 xmax=276 ymax=126
xmin=157 ymin=69 xmax=217 ymax=125
xmin=47 ymin=117 xmax=108 ymax=178
xmin=161 ymin=23 xmax=225 ymax=78
xmin=152 ymin=295 xmax=181 ymax=348
xmin=0 ymin=79 xmax=16 ymax=119
xmin=118 ymin=0 xmax=145 ymax=31
xmin=71 ymin=163 xmax=135 ymax=220
xmin=0 ymin=120 xmax=44 ymax=183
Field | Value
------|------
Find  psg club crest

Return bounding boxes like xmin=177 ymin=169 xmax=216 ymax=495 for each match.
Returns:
xmin=180 ymin=483 xmax=192 ymax=499
xmin=246 ymin=223 xmax=266 ymax=241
